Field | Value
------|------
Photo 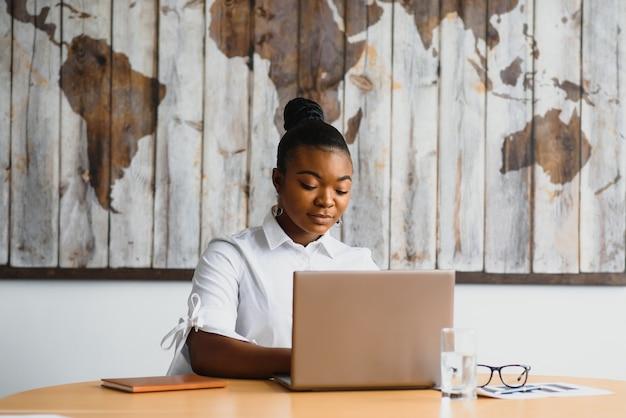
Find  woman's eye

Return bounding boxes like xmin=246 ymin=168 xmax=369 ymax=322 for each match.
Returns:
xmin=336 ymin=190 xmax=348 ymax=195
xmin=300 ymin=183 xmax=315 ymax=190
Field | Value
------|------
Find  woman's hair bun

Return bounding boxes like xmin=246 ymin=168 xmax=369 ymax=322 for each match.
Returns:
xmin=283 ymin=97 xmax=325 ymax=130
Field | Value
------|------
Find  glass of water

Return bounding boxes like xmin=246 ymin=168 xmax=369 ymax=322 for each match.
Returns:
xmin=440 ymin=328 xmax=477 ymax=400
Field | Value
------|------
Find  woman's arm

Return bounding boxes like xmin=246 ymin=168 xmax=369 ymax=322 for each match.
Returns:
xmin=187 ymin=330 xmax=291 ymax=379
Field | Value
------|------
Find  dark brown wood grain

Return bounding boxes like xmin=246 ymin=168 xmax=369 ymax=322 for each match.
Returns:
xmin=1 ymin=267 xmax=625 ymax=285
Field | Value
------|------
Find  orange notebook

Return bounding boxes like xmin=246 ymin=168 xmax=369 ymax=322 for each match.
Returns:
xmin=101 ymin=374 xmax=228 ymax=393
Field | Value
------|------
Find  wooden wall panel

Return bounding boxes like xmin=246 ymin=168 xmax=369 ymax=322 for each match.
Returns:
xmin=484 ymin=0 xmax=533 ymax=273
xmin=389 ymin=0 xmax=439 ymax=269
xmin=201 ymin=0 xmax=250 ymax=252
xmin=10 ymin=0 xmax=60 ymax=267
xmin=0 ymin=4 xmax=10 ymax=265
xmin=437 ymin=1 xmax=486 ymax=270
xmin=59 ymin=0 xmax=111 ymax=268
xmin=342 ymin=0 xmax=393 ymax=267
xmin=153 ymin=0 xmax=204 ymax=268
xmin=579 ymin=0 xmax=626 ymax=272
xmin=532 ymin=0 xmax=581 ymax=273
xmin=109 ymin=1 xmax=159 ymax=267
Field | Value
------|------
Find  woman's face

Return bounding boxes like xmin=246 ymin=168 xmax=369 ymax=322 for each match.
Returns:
xmin=272 ymin=146 xmax=353 ymax=246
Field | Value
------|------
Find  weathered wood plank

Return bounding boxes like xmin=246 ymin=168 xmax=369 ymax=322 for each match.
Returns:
xmin=249 ymin=0 xmax=299 ymax=227
xmin=201 ymin=0 xmax=250 ymax=249
xmin=297 ymin=0 xmax=345 ymax=125
xmin=484 ymin=0 xmax=533 ymax=273
xmin=10 ymin=0 xmax=60 ymax=267
xmin=532 ymin=0 xmax=582 ymax=273
xmin=109 ymin=1 xmax=160 ymax=267
xmin=59 ymin=0 xmax=111 ymax=268
xmin=437 ymin=1 xmax=486 ymax=271
xmin=388 ymin=0 xmax=439 ymax=269
xmin=579 ymin=0 xmax=626 ymax=273
xmin=0 ymin=4 xmax=11 ymax=264
xmin=153 ymin=0 xmax=204 ymax=268
xmin=342 ymin=0 xmax=392 ymax=268
xmin=297 ymin=0 xmax=348 ymax=241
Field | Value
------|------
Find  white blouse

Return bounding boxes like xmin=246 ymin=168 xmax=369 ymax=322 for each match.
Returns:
xmin=162 ymin=211 xmax=379 ymax=375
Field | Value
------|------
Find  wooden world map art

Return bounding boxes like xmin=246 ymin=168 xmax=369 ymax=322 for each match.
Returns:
xmin=1 ymin=0 xmax=624 ymax=284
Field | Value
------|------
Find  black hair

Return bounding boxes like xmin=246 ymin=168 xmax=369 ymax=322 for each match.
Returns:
xmin=276 ymin=98 xmax=351 ymax=173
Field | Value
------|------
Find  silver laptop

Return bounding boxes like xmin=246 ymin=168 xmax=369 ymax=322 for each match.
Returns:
xmin=273 ymin=269 xmax=455 ymax=391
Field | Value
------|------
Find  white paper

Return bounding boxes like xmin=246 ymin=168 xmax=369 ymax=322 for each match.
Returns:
xmin=477 ymin=382 xmax=613 ymax=399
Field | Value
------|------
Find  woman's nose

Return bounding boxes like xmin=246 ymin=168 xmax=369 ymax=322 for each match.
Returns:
xmin=315 ymin=189 xmax=334 ymax=207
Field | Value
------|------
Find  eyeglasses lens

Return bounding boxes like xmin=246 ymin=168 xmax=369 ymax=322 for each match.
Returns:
xmin=477 ymin=365 xmax=494 ymax=387
xmin=499 ymin=365 xmax=529 ymax=388
xmin=476 ymin=365 xmax=529 ymax=388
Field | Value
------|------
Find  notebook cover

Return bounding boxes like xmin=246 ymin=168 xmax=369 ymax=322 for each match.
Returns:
xmin=101 ymin=374 xmax=228 ymax=393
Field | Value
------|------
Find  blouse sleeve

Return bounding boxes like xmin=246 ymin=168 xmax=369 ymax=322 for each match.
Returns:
xmin=188 ymin=238 xmax=249 ymax=340
xmin=160 ymin=238 xmax=250 ymax=357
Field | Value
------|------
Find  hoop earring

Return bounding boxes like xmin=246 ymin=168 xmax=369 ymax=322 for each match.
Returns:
xmin=335 ymin=217 xmax=342 ymax=226
xmin=272 ymin=205 xmax=283 ymax=218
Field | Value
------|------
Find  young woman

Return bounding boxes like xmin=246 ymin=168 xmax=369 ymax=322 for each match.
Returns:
xmin=162 ymin=98 xmax=378 ymax=378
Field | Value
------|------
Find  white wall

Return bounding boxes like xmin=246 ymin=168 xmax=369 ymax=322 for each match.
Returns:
xmin=1 ymin=280 xmax=625 ymax=398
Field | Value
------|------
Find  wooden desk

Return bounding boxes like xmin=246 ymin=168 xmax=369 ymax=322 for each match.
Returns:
xmin=1 ymin=376 xmax=625 ymax=418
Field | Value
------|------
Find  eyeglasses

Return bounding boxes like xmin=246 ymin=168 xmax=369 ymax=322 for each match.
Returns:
xmin=477 ymin=364 xmax=531 ymax=388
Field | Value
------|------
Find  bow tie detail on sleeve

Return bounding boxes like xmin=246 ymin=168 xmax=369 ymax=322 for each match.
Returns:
xmin=160 ymin=293 xmax=205 ymax=352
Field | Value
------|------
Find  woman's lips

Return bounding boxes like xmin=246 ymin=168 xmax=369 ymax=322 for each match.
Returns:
xmin=308 ymin=213 xmax=334 ymax=225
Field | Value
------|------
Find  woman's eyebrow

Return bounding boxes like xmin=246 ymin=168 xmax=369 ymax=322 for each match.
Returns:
xmin=296 ymin=170 xmax=352 ymax=182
